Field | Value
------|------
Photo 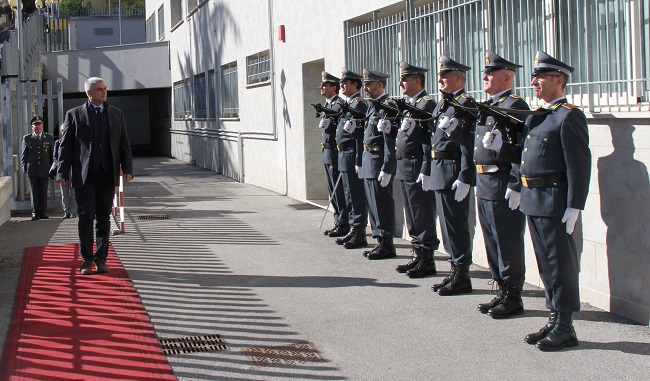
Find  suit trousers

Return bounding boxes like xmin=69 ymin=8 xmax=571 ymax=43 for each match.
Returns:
xmin=364 ymin=178 xmax=395 ymax=237
xmin=435 ymin=188 xmax=472 ymax=267
xmin=527 ymin=215 xmax=580 ymax=312
xmin=477 ymin=197 xmax=526 ymax=289
xmin=341 ymin=170 xmax=368 ymax=228
xmin=400 ymin=179 xmax=439 ymax=251
xmin=28 ymin=176 xmax=49 ymax=216
xmin=324 ymin=163 xmax=349 ymax=226
xmin=75 ymin=170 xmax=115 ymax=260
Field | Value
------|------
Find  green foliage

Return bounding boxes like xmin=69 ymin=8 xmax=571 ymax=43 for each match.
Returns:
xmin=57 ymin=0 xmax=90 ymax=17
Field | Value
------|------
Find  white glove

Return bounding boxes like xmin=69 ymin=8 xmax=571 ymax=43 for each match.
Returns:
xmin=318 ymin=118 xmax=331 ymax=129
xmin=400 ymin=117 xmax=416 ymax=135
xmin=343 ymin=120 xmax=356 ymax=133
xmin=438 ymin=116 xmax=459 ymax=134
xmin=378 ymin=171 xmax=392 ymax=187
xmin=504 ymin=188 xmax=521 ymax=210
xmin=377 ymin=119 xmax=391 ymax=133
xmin=355 ymin=165 xmax=361 ymax=174
xmin=416 ymin=173 xmax=430 ymax=191
xmin=482 ymin=129 xmax=503 ymax=152
xmin=561 ymin=208 xmax=581 ymax=234
xmin=451 ymin=180 xmax=470 ymax=202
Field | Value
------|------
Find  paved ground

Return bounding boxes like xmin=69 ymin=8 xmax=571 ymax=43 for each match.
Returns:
xmin=1 ymin=154 xmax=649 ymax=381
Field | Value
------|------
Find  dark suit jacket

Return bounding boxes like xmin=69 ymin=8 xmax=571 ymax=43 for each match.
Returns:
xmin=57 ymin=102 xmax=134 ymax=188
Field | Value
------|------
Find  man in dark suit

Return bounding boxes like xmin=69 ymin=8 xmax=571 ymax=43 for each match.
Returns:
xmin=361 ymin=68 xmax=397 ymax=260
xmin=21 ymin=115 xmax=54 ymax=220
xmin=57 ymin=77 xmax=134 ymax=275
xmin=484 ymin=51 xmax=591 ymax=351
xmin=318 ymin=71 xmax=349 ymax=238
xmin=427 ymin=56 xmax=477 ymax=296
xmin=393 ymin=61 xmax=440 ymax=278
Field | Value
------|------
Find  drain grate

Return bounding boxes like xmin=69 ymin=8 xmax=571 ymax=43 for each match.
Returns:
xmin=159 ymin=334 xmax=228 ymax=355
xmin=137 ymin=214 xmax=170 ymax=220
xmin=287 ymin=203 xmax=319 ymax=210
xmin=247 ymin=343 xmax=325 ymax=366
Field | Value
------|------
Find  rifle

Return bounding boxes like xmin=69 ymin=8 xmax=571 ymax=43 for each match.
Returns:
xmin=339 ymin=102 xmax=367 ymax=120
xmin=475 ymin=102 xmax=525 ymax=144
xmin=393 ymin=97 xmax=433 ymax=120
xmin=440 ymin=92 xmax=478 ymax=122
xmin=369 ymin=98 xmax=400 ymax=118
xmin=311 ymin=103 xmax=342 ymax=118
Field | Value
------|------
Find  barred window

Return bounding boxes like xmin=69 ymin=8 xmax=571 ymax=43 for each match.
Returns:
xmin=173 ymin=79 xmax=193 ymax=119
xmin=157 ymin=5 xmax=165 ymax=40
xmin=246 ymin=51 xmax=271 ymax=85
xmin=194 ymin=73 xmax=207 ymax=119
xmin=208 ymin=69 xmax=216 ymax=119
xmin=221 ymin=62 xmax=239 ymax=118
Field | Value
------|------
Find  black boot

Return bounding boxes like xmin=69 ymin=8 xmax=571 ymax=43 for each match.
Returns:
xmin=344 ymin=227 xmax=368 ymax=249
xmin=432 ymin=263 xmax=457 ymax=292
xmin=363 ymin=236 xmax=382 ymax=257
xmin=406 ymin=249 xmax=436 ymax=278
xmin=488 ymin=284 xmax=524 ymax=318
xmin=328 ymin=224 xmax=350 ymax=238
xmin=396 ymin=248 xmax=421 ymax=273
xmin=367 ymin=235 xmax=396 ymax=259
xmin=478 ymin=280 xmax=505 ymax=314
xmin=336 ymin=227 xmax=357 ymax=245
xmin=535 ymin=312 xmax=579 ymax=351
xmin=437 ymin=265 xmax=472 ymax=296
xmin=323 ymin=221 xmax=339 ymax=235
xmin=524 ymin=311 xmax=558 ymax=344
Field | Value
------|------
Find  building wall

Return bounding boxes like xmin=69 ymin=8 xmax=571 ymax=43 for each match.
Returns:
xmin=148 ymin=0 xmax=650 ymax=325
xmin=69 ymin=18 xmax=146 ymax=50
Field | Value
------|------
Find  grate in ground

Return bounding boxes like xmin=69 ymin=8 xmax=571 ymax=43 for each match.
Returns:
xmin=159 ymin=334 xmax=227 ymax=355
xmin=137 ymin=214 xmax=170 ymax=220
xmin=246 ymin=343 xmax=325 ymax=366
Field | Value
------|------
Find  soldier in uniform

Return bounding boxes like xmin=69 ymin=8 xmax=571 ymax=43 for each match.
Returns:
xmin=21 ymin=115 xmax=54 ymax=220
xmin=334 ymin=68 xmax=369 ymax=249
xmin=360 ymin=68 xmax=397 ymax=260
xmin=393 ymin=61 xmax=441 ymax=278
xmin=428 ymin=56 xmax=477 ymax=296
xmin=470 ymin=51 xmax=530 ymax=318
xmin=483 ymin=51 xmax=591 ymax=350
xmin=318 ymin=71 xmax=350 ymax=238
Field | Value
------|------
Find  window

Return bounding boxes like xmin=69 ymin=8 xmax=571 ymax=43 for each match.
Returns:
xmin=246 ymin=51 xmax=271 ymax=85
xmin=221 ymin=62 xmax=239 ymax=118
xmin=194 ymin=73 xmax=207 ymax=119
xmin=157 ymin=5 xmax=165 ymax=40
xmin=146 ymin=14 xmax=156 ymax=42
xmin=208 ymin=69 xmax=216 ymax=119
xmin=170 ymin=0 xmax=182 ymax=28
xmin=173 ymin=79 xmax=193 ymax=119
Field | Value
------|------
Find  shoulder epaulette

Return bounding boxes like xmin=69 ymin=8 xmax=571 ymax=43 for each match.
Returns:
xmin=509 ymin=94 xmax=523 ymax=100
xmin=497 ymin=95 xmax=508 ymax=103
xmin=562 ymin=103 xmax=576 ymax=110
xmin=24 ymin=134 xmax=31 ymax=138
xmin=354 ymin=97 xmax=363 ymax=102
xmin=423 ymin=95 xmax=434 ymax=101
xmin=551 ymin=102 xmax=563 ymax=110
xmin=460 ymin=92 xmax=472 ymax=99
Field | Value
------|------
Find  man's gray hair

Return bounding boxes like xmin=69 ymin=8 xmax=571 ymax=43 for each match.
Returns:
xmin=85 ymin=77 xmax=105 ymax=92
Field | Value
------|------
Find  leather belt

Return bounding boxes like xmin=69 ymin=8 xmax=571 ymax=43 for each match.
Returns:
xmin=432 ymin=151 xmax=461 ymax=160
xmin=337 ymin=143 xmax=354 ymax=151
xmin=521 ymin=173 xmax=567 ymax=188
xmin=321 ymin=142 xmax=336 ymax=150
xmin=476 ymin=164 xmax=509 ymax=174
xmin=364 ymin=144 xmax=382 ymax=154
xmin=396 ymin=151 xmax=421 ymax=160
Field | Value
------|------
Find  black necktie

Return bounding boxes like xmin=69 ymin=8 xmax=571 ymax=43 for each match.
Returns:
xmin=94 ymin=106 xmax=102 ymax=117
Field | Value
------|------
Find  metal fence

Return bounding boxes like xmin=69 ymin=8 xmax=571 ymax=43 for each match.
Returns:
xmin=345 ymin=0 xmax=650 ymax=111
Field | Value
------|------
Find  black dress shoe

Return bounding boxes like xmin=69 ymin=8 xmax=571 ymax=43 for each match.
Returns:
xmin=94 ymin=258 xmax=110 ymax=274
xmin=437 ymin=266 xmax=472 ymax=296
xmin=63 ymin=213 xmax=71 ymax=219
xmin=525 ymin=311 xmax=558 ymax=344
xmin=31 ymin=216 xmax=40 ymax=221
xmin=328 ymin=224 xmax=350 ymax=238
xmin=535 ymin=312 xmax=578 ymax=351
xmin=39 ymin=215 xmax=50 ymax=219
xmin=80 ymin=259 xmax=93 ymax=275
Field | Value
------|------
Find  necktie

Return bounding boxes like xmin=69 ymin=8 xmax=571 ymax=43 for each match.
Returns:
xmin=95 ymin=106 xmax=102 ymax=117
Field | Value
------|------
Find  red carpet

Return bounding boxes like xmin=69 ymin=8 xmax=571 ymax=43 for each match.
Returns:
xmin=0 ymin=244 xmax=177 ymax=380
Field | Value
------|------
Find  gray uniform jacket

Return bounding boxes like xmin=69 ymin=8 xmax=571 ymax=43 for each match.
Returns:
xmin=321 ymin=95 xmax=343 ymax=166
xmin=22 ymin=133 xmax=54 ymax=177
xmin=395 ymin=91 xmax=436 ymax=182
xmin=336 ymin=93 xmax=368 ymax=172
xmin=498 ymin=99 xmax=591 ymax=217
xmin=361 ymin=94 xmax=398 ymax=178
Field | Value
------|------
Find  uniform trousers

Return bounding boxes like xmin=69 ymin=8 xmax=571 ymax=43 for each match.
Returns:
xmin=61 ymin=181 xmax=78 ymax=216
xmin=400 ymin=179 xmax=439 ymax=251
xmin=75 ymin=170 xmax=115 ymax=261
xmin=341 ymin=170 xmax=368 ymax=228
xmin=324 ymin=163 xmax=348 ymax=226
xmin=28 ymin=176 xmax=49 ymax=217
xmin=364 ymin=178 xmax=395 ymax=237
xmin=527 ymin=215 xmax=580 ymax=312
xmin=477 ymin=197 xmax=526 ymax=289
xmin=434 ymin=188 xmax=472 ymax=267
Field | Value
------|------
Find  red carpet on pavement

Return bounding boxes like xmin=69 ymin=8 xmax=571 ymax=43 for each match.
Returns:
xmin=0 ymin=244 xmax=177 ymax=380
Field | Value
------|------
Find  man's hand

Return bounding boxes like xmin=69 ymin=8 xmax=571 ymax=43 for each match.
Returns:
xmin=451 ymin=180 xmax=470 ymax=202
xmin=482 ymin=129 xmax=503 ymax=152
xmin=57 ymin=179 xmax=68 ymax=186
xmin=504 ymin=188 xmax=521 ymax=210
xmin=378 ymin=171 xmax=391 ymax=187
xmin=124 ymin=174 xmax=133 ymax=183
xmin=562 ymin=208 xmax=581 ymax=234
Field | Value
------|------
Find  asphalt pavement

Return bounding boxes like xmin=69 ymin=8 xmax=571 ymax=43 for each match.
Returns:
xmin=1 ymin=154 xmax=648 ymax=381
